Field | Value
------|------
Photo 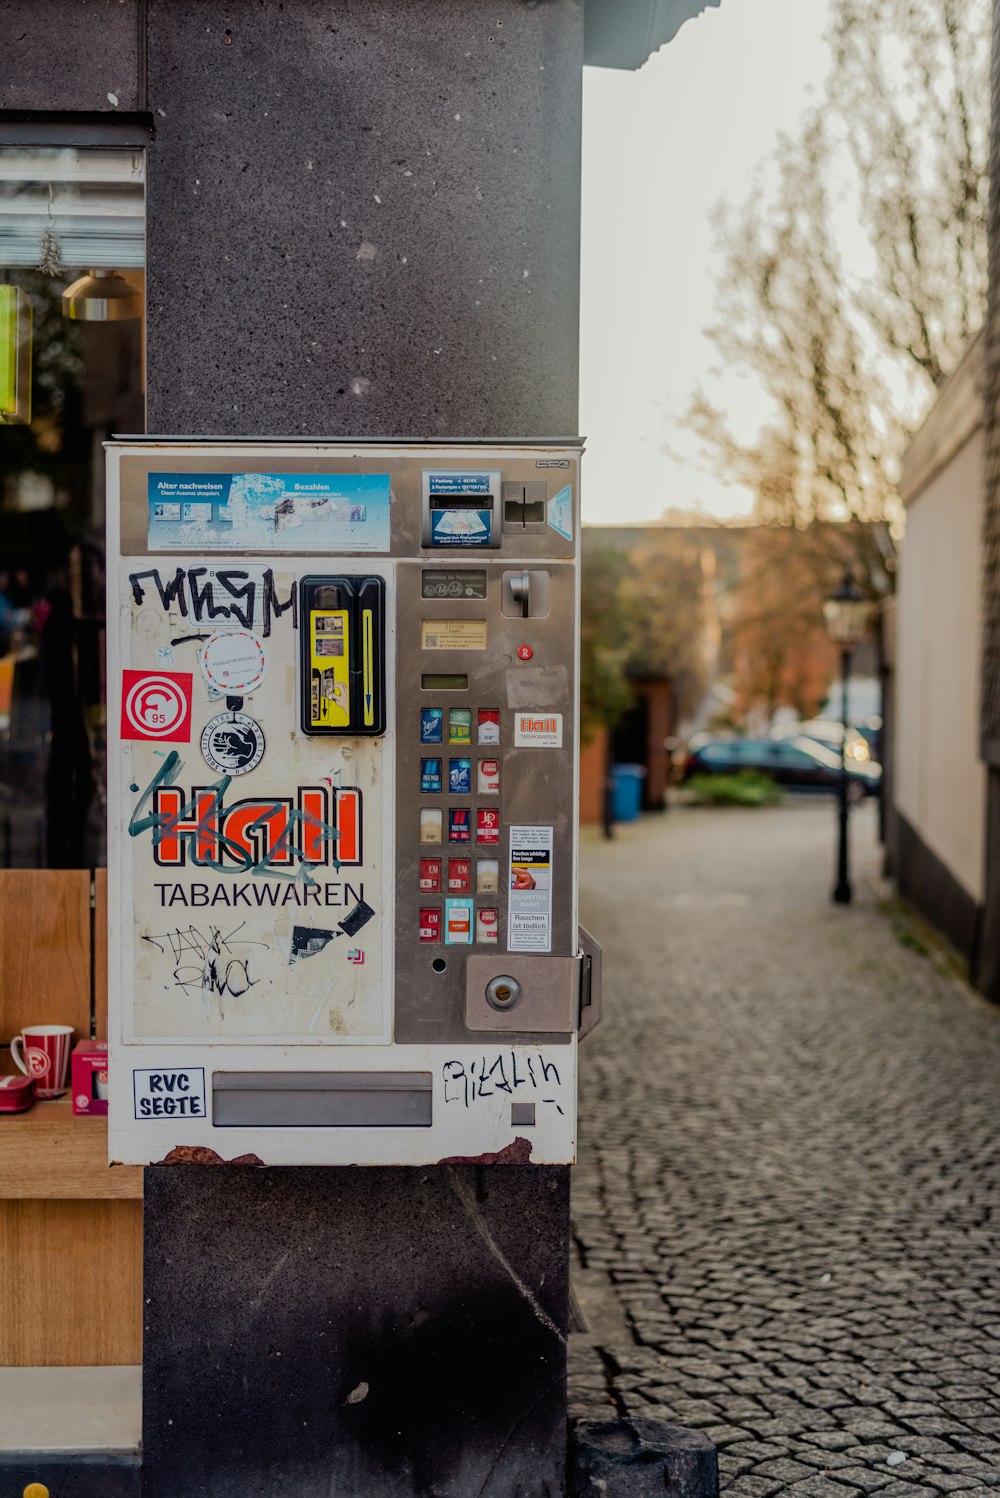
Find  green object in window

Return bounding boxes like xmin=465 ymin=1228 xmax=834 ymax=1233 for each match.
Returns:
xmin=0 ymin=285 xmax=32 ymax=424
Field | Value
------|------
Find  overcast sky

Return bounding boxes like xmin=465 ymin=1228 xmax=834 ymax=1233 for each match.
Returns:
xmin=580 ymin=0 xmax=834 ymax=526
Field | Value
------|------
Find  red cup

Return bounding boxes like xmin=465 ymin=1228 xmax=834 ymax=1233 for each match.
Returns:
xmin=11 ymin=1025 xmax=74 ymax=1099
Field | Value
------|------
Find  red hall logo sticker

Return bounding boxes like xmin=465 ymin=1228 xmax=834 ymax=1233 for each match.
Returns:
xmin=121 ymin=670 xmax=193 ymax=742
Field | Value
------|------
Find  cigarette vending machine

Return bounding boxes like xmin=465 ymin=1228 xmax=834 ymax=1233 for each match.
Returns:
xmin=106 ymin=441 xmax=599 ymax=1166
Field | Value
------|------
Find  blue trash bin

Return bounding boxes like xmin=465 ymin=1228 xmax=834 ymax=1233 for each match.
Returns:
xmin=611 ymin=764 xmax=646 ymax=822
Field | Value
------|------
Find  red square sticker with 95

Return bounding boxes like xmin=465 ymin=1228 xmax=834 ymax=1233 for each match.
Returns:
xmin=120 ymin=670 xmax=193 ymax=742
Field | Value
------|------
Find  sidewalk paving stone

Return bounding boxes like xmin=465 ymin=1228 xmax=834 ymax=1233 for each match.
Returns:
xmin=569 ymin=804 xmax=1000 ymax=1497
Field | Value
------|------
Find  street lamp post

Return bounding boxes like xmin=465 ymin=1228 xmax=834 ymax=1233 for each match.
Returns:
xmin=823 ymin=568 xmax=871 ymax=906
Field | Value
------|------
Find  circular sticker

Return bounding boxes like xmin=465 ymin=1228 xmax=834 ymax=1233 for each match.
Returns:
xmin=124 ymin=674 xmax=190 ymax=738
xmin=200 ymin=630 xmax=267 ymax=696
xmin=201 ymin=712 xmax=266 ymax=777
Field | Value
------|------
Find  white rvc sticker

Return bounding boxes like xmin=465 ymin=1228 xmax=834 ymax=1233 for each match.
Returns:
xmin=513 ymin=712 xmax=563 ymax=748
xmin=133 ymin=1067 xmax=207 ymax=1119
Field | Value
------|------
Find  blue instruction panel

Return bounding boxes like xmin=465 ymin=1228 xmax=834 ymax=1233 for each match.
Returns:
xmin=148 ymin=472 xmax=391 ymax=552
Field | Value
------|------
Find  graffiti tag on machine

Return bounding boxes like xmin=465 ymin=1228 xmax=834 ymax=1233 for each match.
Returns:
xmin=142 ymin=922 xmax=267 ymax=1017
xmin=128 ymin=566 xmax=296 ymax=638
xmin=442 ymin=1052 xmax=565 ymax=1114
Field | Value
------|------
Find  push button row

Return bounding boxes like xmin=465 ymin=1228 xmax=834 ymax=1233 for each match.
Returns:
xmin=420 ymin=903 xmax=499 ymax=944
xmin=421 ymin=707 xmax=499 ymax=745
xmin=419 ymin=808 xmax=500 ymax=844
xmin=420 ymin=758 xmax=500 ymax=795
xmin=420 ymin=856 xmax=500 ymax=895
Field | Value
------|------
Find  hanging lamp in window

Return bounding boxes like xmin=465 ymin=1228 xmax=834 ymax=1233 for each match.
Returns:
xmin=62 ymin=269 xmax=143 ymax=322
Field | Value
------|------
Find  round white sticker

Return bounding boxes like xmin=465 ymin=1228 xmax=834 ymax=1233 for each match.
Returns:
xmin=124 ymin=674 xmax=190 ymax=738
xmin=201 ymin=712 xmax=266 ymax=777
xmin=200 ymin=630 xmax=267 ymax=696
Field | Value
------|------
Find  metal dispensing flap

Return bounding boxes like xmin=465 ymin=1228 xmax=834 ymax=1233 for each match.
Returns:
xmin=213 ymin=1072 xmax=433 ymax=1128
xmin=577 ymin=925 xmax=603 ymax=1041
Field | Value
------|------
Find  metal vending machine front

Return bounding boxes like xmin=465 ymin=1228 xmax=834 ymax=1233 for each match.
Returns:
xmin=106 ymin=441 xmax=599 ymax=1166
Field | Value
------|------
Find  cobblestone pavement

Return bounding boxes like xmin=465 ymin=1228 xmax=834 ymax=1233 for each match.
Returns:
xmin=569 ymin=801 xmax=1000 ymax=1496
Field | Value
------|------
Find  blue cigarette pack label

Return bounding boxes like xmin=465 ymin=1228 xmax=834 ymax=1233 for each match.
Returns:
xmin=420 ymin=708 xmax=443 ymax=743
xmin=449 ymin=758 xmax=472 ymax=794
xmin=421 ymin=758 xmax=443 ymax=794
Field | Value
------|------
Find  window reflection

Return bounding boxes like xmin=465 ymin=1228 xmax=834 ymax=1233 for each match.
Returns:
xmin=0 ymin=147 xmax=144 ymax=868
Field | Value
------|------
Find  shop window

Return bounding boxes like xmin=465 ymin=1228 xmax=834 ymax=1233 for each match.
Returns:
xmin=0 ymin=146 xmax=144 ymax=868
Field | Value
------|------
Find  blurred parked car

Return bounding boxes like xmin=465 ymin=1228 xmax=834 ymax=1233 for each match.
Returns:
xmin=681 ymin=736 xmax=881 ymax=798
xmin=770 ymin=718 xmax=881 ymax=766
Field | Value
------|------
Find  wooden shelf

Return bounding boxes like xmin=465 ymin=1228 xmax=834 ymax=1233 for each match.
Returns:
xmin=0 ymin=1098 xmax=143 ymax=1200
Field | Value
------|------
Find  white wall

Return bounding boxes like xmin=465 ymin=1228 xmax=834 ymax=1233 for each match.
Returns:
xmin=896 ymin=423 xmax=986 ymax=900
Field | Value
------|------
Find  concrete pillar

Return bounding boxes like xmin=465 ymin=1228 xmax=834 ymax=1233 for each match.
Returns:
xmin=139 ymin=3 xmax=582 ymax=1494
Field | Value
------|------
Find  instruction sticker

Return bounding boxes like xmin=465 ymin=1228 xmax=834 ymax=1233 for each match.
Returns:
xmin=547 ymin=484 xmax=573 ymax=541
xmin=147 ymin=472 xmax=391 ymax=553
xmin=421 ymin=619 xmax=487 ymax=650
xmin=133 ymin=1067 xmax=206 ymax=1119
xmin=508 ymin=825 xmax=553 ymax=953
xmin=425 ymin=471 xmax=500 ymax=549
xmin=513 ymin=712 xmax=563 ymax=748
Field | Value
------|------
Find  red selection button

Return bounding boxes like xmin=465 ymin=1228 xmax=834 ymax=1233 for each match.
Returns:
xmin=419 ymin=908 xmax=441 ymax=943
xmin=517 ymin=644 xmax=533 ymax=661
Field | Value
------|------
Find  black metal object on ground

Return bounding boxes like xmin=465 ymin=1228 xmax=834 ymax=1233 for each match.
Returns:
xmin=570 ymin=1418 xmax=719 ymax=1497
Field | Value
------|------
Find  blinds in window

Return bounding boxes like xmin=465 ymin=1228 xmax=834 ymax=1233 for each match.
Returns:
xmin=0 ymin=148 xmax=145 ymax=270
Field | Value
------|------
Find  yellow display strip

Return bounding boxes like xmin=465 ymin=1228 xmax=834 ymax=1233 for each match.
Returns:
xmin=362 ymin=608 xmax=374 ymax=727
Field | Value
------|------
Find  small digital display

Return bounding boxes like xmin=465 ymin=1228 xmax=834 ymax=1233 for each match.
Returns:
xmin=421 ymin=570 xmax=488 ymax=600
xmin=421 ymin=673 xmax=469 ymax=691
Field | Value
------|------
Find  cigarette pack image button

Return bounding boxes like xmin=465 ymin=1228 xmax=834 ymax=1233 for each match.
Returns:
xmin=448 ymin=857 xmax=471 ymax=893
xmin=476 ymin=857 xmax=499 ymax=893
xmin=420 ymin=758 xmax=443 ymax=793
xmin=448 ymin=707 xmax=471 ymax=744
xmin=478 ymin=707 xmax=500 ymax=744
xmin=477 ymin=808 xmax=500 ymax=845
xmin=445 ymin=898 xmax=473 ymax=945
xmin=449 ymin=807 xmax=471 ymax=843
xmin=421 ymin=707 xmax=443 ymax=743
xmin=476 ymin=908 xmax=499 ymax=943
xmin=420 ymin=857 xmax=442 ymax=893
xmin=449 ymin=757 xmax=472 ymax=794
xmin=478 ymin=758 xmax=500 ymax=794
xmin=420 ymin=808 xmax=443 ymax=844
xmin=419 ymin=908 xmax=441 ymax=942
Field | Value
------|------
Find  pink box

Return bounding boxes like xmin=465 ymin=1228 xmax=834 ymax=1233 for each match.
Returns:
xmin=71 ymin=1041 xmax=109 ymax=1116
